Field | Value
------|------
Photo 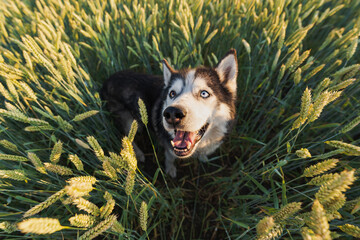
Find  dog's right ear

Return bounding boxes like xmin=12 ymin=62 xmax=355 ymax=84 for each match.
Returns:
xmin=162 ymin=59 xmax=175 ymax=86
xmin=215 ymin=49 xmax=238 ymax=94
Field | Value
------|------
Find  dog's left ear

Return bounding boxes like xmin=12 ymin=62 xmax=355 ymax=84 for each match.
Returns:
xmin=162 ymin=59 xmax=175 ymax=87
xmin=215 ymin=49 xmax=238 ymax=94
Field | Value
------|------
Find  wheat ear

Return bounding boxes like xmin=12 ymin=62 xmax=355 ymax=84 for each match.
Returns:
xmin=256 ymin=216 xmax=275 ymax=236
xmin=72 ymin=198 xmax=100 ymax=216
xmin=272 ymin=202 xmax=302 ymax=222
xmin=72 ymin=110 xmax=99 ymax=121
xmin=50 ymin=140 xmax=62 ymax=163
xmin=139 ymin=201 xmax=148 ymax=231
xmin=296 ymin=148 xmax=312 ymax=158
xmin=0 ymin=169 xmax=28 ymax=181
xmin=339 ymin=224 xmax=360 ymax=238
xmin=302 ymin=159 xmax=339 ymax=177
xmin=69 ymin=214 xmax=96 ymax=227
xmin=17 ymin=218 xmax=64 ymax=234
xmin=24 ymin=189 xmax=66 ymax=217
xmin=78 ymin=214 xmax=117 ymax=240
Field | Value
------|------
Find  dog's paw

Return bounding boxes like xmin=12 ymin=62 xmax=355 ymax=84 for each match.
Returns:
xmin=133 ymin=144 xmax=145 ymax=162
xmin=136 ymin=151 xmax=145 ymax=163
xmin=199 ymin=155 xmax=209 ymax=162
xmin=165 ymin=164 xmax=177 ymax=178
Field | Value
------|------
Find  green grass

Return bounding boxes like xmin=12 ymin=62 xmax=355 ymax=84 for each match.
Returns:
xmin=0 ymin=0 xmax=360 ymax=239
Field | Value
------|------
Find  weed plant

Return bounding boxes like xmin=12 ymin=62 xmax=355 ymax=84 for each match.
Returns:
xmin=0 ymin=0 xmax=360 ymax=239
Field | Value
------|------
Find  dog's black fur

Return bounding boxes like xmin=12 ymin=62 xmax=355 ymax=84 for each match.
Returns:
xmin=101 ymin=71 xmax=172 ymax=150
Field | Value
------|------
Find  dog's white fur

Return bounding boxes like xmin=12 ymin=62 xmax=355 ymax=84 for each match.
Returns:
xmin=162 ymin=54 xmax=237 ymax=177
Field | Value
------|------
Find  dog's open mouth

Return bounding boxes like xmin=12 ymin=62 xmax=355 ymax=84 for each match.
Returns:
xmin=170 ymin=123 xmax=209 ymax=157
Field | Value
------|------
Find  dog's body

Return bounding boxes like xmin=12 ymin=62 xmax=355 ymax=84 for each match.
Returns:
xmin=101 ymin=49 xmax=238 ymax=177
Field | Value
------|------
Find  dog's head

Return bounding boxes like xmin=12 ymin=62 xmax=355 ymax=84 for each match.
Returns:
xmin=161 ymin=49 xmax=238 ymax=158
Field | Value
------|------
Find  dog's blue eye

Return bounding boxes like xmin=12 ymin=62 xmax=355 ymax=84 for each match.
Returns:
xmin=200 ymin=90 xmax=210 ymax=98
xmin=169 ymin=90 xmax=176 ymax=98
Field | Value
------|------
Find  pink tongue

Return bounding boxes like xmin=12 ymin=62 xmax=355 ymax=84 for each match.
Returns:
xmin=173 ymin=131 xmax=196 ymax=149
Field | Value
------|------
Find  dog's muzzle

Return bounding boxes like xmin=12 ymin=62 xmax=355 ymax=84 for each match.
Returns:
xmin=170 ymin=123 xmax=209 ymax=157
xmin=163 ymin=106 xmax=209 ymax=157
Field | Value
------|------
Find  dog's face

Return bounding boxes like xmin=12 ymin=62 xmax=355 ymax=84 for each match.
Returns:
xmin=161 ymin=50 xmax=238 ymax=158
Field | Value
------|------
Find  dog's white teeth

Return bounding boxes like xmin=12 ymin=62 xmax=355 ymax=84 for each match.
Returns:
xmin=170 ymin=140 xmax=175 ymax=147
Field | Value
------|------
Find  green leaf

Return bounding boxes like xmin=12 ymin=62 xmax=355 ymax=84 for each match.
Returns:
xmin=239 ymin=137 xmax=266 ymax=146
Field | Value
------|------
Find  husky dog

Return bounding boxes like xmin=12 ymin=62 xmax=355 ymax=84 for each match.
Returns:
xmin=101 ymin=49 xmax=238 ymax=177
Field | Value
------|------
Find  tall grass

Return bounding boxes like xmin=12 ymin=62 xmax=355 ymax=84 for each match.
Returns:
xmin=0 ymin=0 xmax=359 ymax=239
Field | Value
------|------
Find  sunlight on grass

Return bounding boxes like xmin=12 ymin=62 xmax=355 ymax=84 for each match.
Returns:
xmin=0 ymin=0 xmax=359 ymax=239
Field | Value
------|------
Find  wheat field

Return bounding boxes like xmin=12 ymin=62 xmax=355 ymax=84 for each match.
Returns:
xmin=0 ymin=0 xmax=360 ymax=239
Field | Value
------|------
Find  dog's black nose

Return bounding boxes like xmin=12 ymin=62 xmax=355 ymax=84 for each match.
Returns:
xmin=163 ymin=107 xmax=186 ymax=126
